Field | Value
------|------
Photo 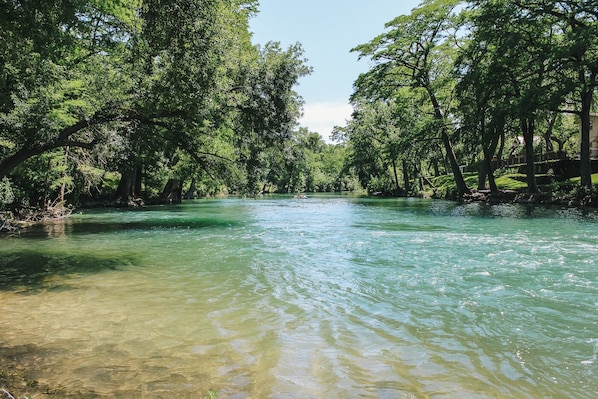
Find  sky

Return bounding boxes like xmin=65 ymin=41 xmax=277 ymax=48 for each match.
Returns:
xmin=249 ymin=0 xmax=421 ymax=141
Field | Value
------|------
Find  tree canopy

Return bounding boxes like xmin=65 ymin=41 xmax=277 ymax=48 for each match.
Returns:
xmin=0 ymin=0 xmax=322 ymax=206
xmin=344 ymin=0 xmax=597 ymax=199
xmin=1 ymin=0 xmax=597 ymax=211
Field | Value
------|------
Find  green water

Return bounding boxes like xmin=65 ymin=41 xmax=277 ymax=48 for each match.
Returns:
xmin=0 ymin=196 xmax=596 ymax=398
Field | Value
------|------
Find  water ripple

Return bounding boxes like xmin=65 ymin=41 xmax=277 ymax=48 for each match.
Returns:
xmin=0 ymin=197 xmax=596 ymax=398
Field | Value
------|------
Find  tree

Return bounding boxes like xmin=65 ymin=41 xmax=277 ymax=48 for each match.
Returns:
xmin=511 ymin=0 xmax=598 ymax=189
xmin=352 ymin=0 xmax=471 ymax=198
xmin=343 ymin=99 xmax=416 ymax=195
xmin=108 ymin=0 xmax=248 ymax=202
xmin=0 ymin=0 xmax=141 ymax=179
xmin=232 ymin=42 xmax=311 ymax=194
xmin=1 ymin=0 xmax=312 ymax=204
xmin=461 ymin=0 xmax=582 ymax=194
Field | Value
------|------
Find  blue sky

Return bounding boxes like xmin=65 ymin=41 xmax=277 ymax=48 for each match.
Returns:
xmin=249 ymin=0 xmax=421 ymax=141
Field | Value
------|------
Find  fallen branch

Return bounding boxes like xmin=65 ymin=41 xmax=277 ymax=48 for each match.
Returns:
xmin=0 ymin=388 xmax=16 ymax=399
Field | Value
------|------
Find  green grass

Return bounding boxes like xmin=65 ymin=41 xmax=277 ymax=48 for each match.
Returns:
xmin=567 ymin=173 xmax=598 ymax=185
xmin=427 ymin=172 xmax=598 ymax=199
xmin=494 ymin=174 xmax=527 ymax=190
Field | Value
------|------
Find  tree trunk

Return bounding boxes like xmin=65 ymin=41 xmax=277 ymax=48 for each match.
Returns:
xmin=134 ymin=165 xmax=143 ymax=197
xmin=430 ymin=158 xmax=440 ymax=177
xmin=42 ymin=158 xmax=52 ymax=208
xmin=0 ymin=147 xmax=41 ymax=178
xmin=483 ymin=147 xmax=498 ymax=194
xmin=184 ymin=178 xmax=197 ymax=199
xmin=160 ymin=179 xmax=182 ymax=204
xmin=440 ymin=128 xmax=470 ymax=197
xmin=579 ymin=80 xmax=594 ymax=189
xmin=481 ymin=123 xmax=500 ymax=195
xmin=402 ymin=159 xmax=411 ymax=194
xmin=543 ymin=113 xmax=557 ymax=153
xmin=497 ymin=131 xmax=505 ymax=161
xmin=391 ymin=158 xmax=402 ymax=196
xmin=0 ymin=115 xmax=106 ymax=178
xmin=59 ymin=146 xmax=69 ymax=205
xmin=426 ymin=88 xmax=470 ymax=198
xmin=477 ymin=160 xmax=487 ymax=191
xmin=521 ymin=117 xmax=539 ymax=194
xmin=114 ymin=168 xmax=136 ymax=204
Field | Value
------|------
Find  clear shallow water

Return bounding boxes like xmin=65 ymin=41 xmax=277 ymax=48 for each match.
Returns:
xmin=0 ymin=196 xmax=597 ymax=398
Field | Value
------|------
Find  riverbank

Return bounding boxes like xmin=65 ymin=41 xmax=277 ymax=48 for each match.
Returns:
xmin=0 ymin=205 xmax=73 ymax=233
xmin=462 ymin=189 xmax=597 ymax=207
xmin=2 ymin=188 xmax=598 ymax=234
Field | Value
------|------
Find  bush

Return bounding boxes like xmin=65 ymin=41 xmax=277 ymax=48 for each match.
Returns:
xmin=0 ymin=177 xmax=14 ymax=210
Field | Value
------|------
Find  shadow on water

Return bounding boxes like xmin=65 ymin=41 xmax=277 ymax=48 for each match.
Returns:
xmin=354 ymin=196 xmax=598 ymax=220
xmin=0 ymin=249 xmax=138 ymax=292
xmin=16 ymin=213 xmax=245 ymax=238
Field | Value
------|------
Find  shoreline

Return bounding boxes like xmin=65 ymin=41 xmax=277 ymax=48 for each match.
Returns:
xmin=2 ymin=190 xmax=597 ymax=234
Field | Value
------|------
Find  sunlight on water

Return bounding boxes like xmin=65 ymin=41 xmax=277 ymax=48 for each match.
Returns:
xmin=0 ymin=196 xmax=597 ymax=398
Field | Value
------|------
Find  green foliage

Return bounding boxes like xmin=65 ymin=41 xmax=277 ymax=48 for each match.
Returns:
xmin=0 ymin=0 xmax=314 ymax=204
xmin=204 ymin=389 xmax=218 ymax=399
xmin=0 ymin=177 xmax=14 ymax=209
xmin=244 ymin=128 xmax=360 ymax=194
xmin=2 ymin=0 xmax=596 ymax=206
xmin=568 ymin=174 xmax=598 ymax=186
xmin=343 ymin=0 xmax=597 ymax=199
xmin=352 ymin=0 xmax=471 ymax=197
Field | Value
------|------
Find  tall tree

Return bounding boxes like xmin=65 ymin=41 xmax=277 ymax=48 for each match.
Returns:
xmin=112 ymin=0 xmax=236 ymax=202
xmin=512 ymin=0 xmax=598 ymax=189
xmin=461 ymin=0 xmax=568 ymax=194
xmin=344 ymin=99 xmax=420 ymax=196
xmin=233 ymin=42 xmax=311 ymax=194
xmin=0 ymin=0 xmax=141 ymax=178
xmin=1 ymin=0 xmax=312 ymax=204
xmin=352 ymin=0 xmax=471 ymax=198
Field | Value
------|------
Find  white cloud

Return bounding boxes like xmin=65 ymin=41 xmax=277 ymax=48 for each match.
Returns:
xmin=299 ymin=101 xmax=353 ymax=142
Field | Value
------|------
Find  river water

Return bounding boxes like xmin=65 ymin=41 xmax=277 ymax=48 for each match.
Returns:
xmin=0 ymin=196 xmax=596 ymax=398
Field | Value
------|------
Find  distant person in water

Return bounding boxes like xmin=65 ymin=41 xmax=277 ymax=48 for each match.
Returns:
xmin=295 ymin=192 xmax=307 ymax=199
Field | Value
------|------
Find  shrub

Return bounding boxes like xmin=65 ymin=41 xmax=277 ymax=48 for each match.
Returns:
xmin=0 ymin=177 xmax=14 ymax=210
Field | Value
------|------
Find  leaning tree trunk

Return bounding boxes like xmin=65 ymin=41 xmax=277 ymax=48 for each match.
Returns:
xmin=497 ymin=131 xmax=505 ymax=161
xmin=483 ymin=147 xmax=498 ymax=194
xmin=160 ymin=179 xmax=182 ymax=204
xmin=440 ymin=128 xmax=470 ymax=198
xmin=134 ymin=166 xmax=143 ymax=198
xmin=0 ymin=147 xmax=42 ymax=178
xmin=481 ymin=123 xmax=500 ymax=195
xmin=543 ymin=113 xmax=557 ymax=153
xmin=391 ymin=158 xmax=402 ymax=196
xmin=184 ymin=177 xmax=197 ymax=199
xmin=427 ymin=90 xmax=470 ymax=198
xmin=477 ymin=160 xmax=487 ymax=191
xmin=58 ymin=146 xmax=69 ymax=206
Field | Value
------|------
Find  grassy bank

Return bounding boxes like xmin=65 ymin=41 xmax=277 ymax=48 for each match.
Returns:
xmin=428 ymin=172 xmax=598 ymax=205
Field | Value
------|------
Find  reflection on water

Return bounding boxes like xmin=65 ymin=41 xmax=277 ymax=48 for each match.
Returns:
xmin=0 ymin=196 xmax=597 ymax=398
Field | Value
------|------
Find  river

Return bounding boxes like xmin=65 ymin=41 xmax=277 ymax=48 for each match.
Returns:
xmin=0 ymin=196 xmax=596 ymax=398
